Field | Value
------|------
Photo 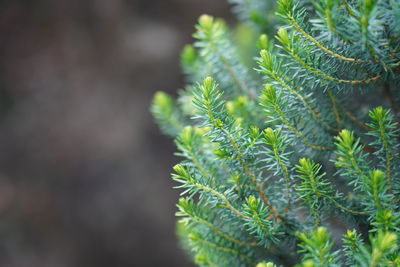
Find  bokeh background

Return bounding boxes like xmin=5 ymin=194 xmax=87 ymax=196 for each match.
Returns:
xmin=0 ymin=0 xmax=235 ymax=266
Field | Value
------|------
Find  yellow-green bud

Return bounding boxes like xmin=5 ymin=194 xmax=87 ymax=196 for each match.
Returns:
xmin=214 ymin=119 xmax=224 ymax=128
xmin=258 ymin=34 xmax=269 ymax=50
xmin=302 ymin=259 xmax=315 ymax=267
xmin=260 ymin=49 xmax=273 ymax=69
xmin=298 ymin=158 xmax=314 ymax=174
xmin=198 ymin=14 xmax=214 ymax=29
xmin=247 ymin=195 xmax=258 ymax=209
xmin=203 ymin=76 xmax=214 ymax=89
xmin=256 ymin=262 xmax=277 ymax=267
xmin=277 ymin=28 xmax=290 ymax=47
xmin=264 ymin=127 xmax=278 ymax=144
xmin=337 ymin=129 xmax=354 ymax=148
xmin=188 ymin=233 xmax=201 ymax=242
xmin=262 ymin=85 xmax=277 ymax=104
xmin=153 ymin=91 xmax=173 ymax=114
xmin=173 ymin=164 xmax=189 ymax=179
xmin=369 ymin=106 xmax=385 ymax=122
xmin=250 ymin=126 xmax=260 ymax=139
xmin=177 ymin=197 xmax=189 ymax=209
xmin=315 ymin=227 xmax=329 ymax=244
xmin=378 ymin=232 xmax=397 ymax=251
xmin=214 ymin=149 xmax=227 ymax=159
xmin=237 ymin=95 xmax=248 ymax=105
xmin=344 ymin=229 xmax=357 ymax=240
xmin=370 ymin=169 xmax=384 ymax=185
xmin=194 ymin=254 xmax=209 ymax=265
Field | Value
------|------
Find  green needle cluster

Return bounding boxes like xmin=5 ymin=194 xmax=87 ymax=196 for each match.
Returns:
xmin=151 ymin=0 xmax=400 ymax=266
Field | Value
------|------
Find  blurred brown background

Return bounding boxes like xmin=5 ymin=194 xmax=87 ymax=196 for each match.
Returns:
xmin=0 ymin=0 xmax=233 ymax=266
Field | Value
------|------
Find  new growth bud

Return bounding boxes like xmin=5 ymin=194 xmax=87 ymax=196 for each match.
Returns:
xmin=258 ymin=34 xmax=269 ymax=50
xmin=198 ymin=14 xmax=214 ymax=29
xmin=256 ymin=262 xmax=277 ymax=267
xmin=277 ymin=28 xmax=290 ymax=48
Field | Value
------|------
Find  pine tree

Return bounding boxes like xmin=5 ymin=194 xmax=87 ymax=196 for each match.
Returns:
xmin=151 ymin=0 xmax=400 ymax=266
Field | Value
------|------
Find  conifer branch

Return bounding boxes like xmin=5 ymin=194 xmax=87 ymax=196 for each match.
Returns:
xmin=295 ymin=158 xmax=367 ymax=222
xmin=258 ymin=49 xmax=333 ymax=132
xmin=276 ymin=28 xmax=381 ymax=84
xmin=172 ymin=164 xmax=249 ymax=219
xmin=152 ymin=1 xmax=400 ymax=265
xmin=359 ymin=0 xmax=380 ymax=62
xmin=329 ymin=198 xmax=368 ymax=216
xmin=288 ymin=19 xmax=364 ymax=63
xmin=276 ymin=0 xmax=366 ymax=64
xmin=360 ymin=231 xmax=398 ymax=267
xmin=320 ymin=0 xmax=352 ymax=44
xmin=175 ymin=126 xmax=213 ymax=180
xmin=334 ymin=129 xmax=370 ymax=184
xmin=263 ymin=128 xmax=292 ymax=208
xmin=151 ymin=91 xmax=185 ymax=136
xmin=224 ymin=126 xmax=280 ymax=217
xmin=194 ymin=77 xmax=280 ymax=217
xmin=275 ymin=101 xmax=330 ymax=151
xmin=342 ymin=0 xmax=358 ymax=20
xmin=297 ymin=227 xmax=339 ymax=266
xmin=194 ymin=182 xmax=248 ymax=219
xmin=189 ymin=233 xmax=255 ymax=265
xmin=343 ymin=229 xmax=363 ymax=266
xmin=369 ymin=170 xmax=384 ymax=210
xmin=194 ymin=15 xmax=257 ymax=99
xmin=261 ymin=85 xmax=331 ymax=151
xmin=368 ymin=107 xmax=394 ymax=194
xmin=177 ymin=198 xmax=257 ymax=247
xmin=243 ymin=196 xmax=282 ymax=247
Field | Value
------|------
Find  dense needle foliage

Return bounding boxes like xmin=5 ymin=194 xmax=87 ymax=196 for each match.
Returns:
xmin=151 ymin=0 xmax=400 ymax=266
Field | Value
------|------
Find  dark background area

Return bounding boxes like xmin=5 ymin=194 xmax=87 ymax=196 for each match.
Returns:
xmin=0 ymin=0 xmax=234 ymax=266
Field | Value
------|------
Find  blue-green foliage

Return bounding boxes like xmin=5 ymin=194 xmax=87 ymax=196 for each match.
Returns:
xmin=151 ymin=0 xmax=400 ymax=266
xmin=228 ymin=0 xmax=276 ymax=34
